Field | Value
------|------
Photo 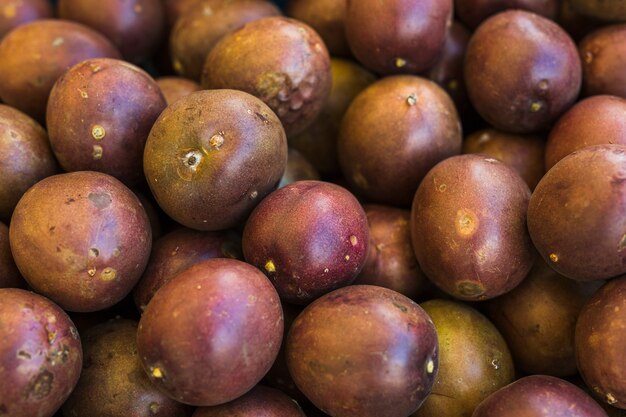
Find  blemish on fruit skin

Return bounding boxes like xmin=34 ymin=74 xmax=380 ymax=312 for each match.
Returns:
xmin=92 ymin=125 xmax=105 ymax=140
xmin=350 ymin=235 xmax=358 ymax=246
xmin=87 ymin=267 xmax=96 ymax=277
xmin=92 ymin=145 xmax=103 ymax=160
xmin=618 ymin=234 xmax=626 ymax=251
xmin=208 ymin=133 xmax=224 ymax=150
xmin=78 ymin=88 xmax=88 ymax=98
xmin=549 ymin=253 xmax=559 ymax=263
xmin=606 ymin=393 xmax=617 ymax=404
xmin=149 ymin=402 xmax=160 ymax=415
xmin=538 ymin=79 xmax=549 ymax=91
xmin=51 ymin=37 xmax=64 ymax=47
xmin=345 ymin=255 xmax=350 ymax=261
xmin=426 ymin=359 xmax=435 ymax=374
xmin=250 ymin=190 xmax=258 ymax=199
xmin=395 ymin=57 xmax=407 ymax=68
xmin=151 ymin=367 xmax=163 ymax=378
xmin=584 ymin=51 xmax=593 ymax=64
xmin=100 ymin=267 xmax=117 ymax=281
xmin=530 ymin=101 xmax=543 ymax=112
xmin=457 ymin=281 xmax=485 ymax=297
xmin=456 ymin=209 xmax=477 ymax=237
xmin=265 ymin=260 xmax=276 ymax=273
xmin=491 ymin=359 xmax=500 ymax=370
xmin=438 ymin=184 xmax=447 ymax=192
xmin=407 ymin=93 xmax=417 ymax=106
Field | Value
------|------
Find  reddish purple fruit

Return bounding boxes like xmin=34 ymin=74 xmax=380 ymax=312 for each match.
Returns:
xmin=0 ymin=288 xmax=83 ymax=417
xmin=243 ymin=180 xmax=369 ymax=304
xmin=286 ymin=285 xmax=439 ymax=417
xmin=137 ymin=258 xmax=283 ymax=406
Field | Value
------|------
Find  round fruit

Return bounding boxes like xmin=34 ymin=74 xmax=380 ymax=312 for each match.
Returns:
xmin=579 ymin=25 xmax=626 ymax=98
xmin=192 ymin=385 xmax=306 ymax=416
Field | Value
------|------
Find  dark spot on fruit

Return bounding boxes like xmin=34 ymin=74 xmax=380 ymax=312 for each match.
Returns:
xmin=25 ymin=370 xmax=53 ymax=399
xmin=392 ymin=301 xmax=408 ymax=313
xmin=255 ymin=112 xmax=269 ymax=123
xmin=88 ymin=192 xmax=112 ymax=209
xmin=187 ymin=155 xmax=197 ymax=166
xmin=0 ymin=404 xmax=7 ymax=415
xmin=65 ymin=198 xmax=75 ymax=205
xmin=48 ymin=345 xmax=70 ymax=365
xmin=17 ymin=350 xmax=31 ymax=360
xmin=611 ymin=175 xmax=626 ymax=186
xmin=457 ymin=281 xmax=485 ymax=297
xmin=49 ymin=225 xmax=55 ymax=232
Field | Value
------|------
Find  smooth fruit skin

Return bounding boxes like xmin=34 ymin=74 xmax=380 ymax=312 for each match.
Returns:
xmin=528 ymin=145 xmax=626 ymax=281
xmin=242 ymin=180 xmax=369 ymax=304
xmin=286 ymin=285 xmax=439 ymax=417
xmin=143 ymin=89 xmax=287 ymax=231
xmin=9 ymin=171 xmax=152 ymax=312
xmin=576 ymin=277 xmax=626 ymax=410
xmin=579 ymin=25 xmax=626 ymax=98
xmin=472 ymin=375 xmax=609 ymax=417
xmin=344 ymin=0 xmax=452 ymax=75
xmin=464 ymin=10 xmax=581 ymax=133
xmin=411 ymin=154 xmax=534 ymax=301
xmin=137 ymin=258 xmax=284 ymax=406
xmin=0 ymin=288 xmax=83 ymax=417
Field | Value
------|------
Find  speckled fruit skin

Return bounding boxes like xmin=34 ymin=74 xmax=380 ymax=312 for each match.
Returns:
xmin=0 ymin=104 xmax=57 ymax=222
xmin=411 ymin=154 xmax=534 ymax=301
xmin=528 ymin=145 xmax=626 ymax=281
xmin=579 ymin=25 xmax=626 ymax=98
xmin=170 ymin=0 xmax=280 ymax=81
xmin=9 ymin=171 xmax=152 ymax=312
xmin=472 ymin=375 xmax=609 ymax=417
xmin=0 ymin=288 xmax=82 ymax=417
xmin=192 ymin=385 xmax=306 ymax=417
xmin=455 ymin=0 xmax=559 ymax=29
xmin=414 ymin=299 xmax=515 ymax=417
xmin=464 ymin=10 xmax=581 ymax=133
xmin=144 ymin=89 xmax=287 ymax=231
xmin=353 ymin=204 xmax=430 ymax=300
xmin=338 ymin=75 xmax=462 ymax=207
xmin=546 ymin=95 xmax=626 ymax=170
xmin=0 ymin=221 xmax=24 ymax=288
xmin=62 ymin=319 xmax=192 ymax=417
xmin=344 ymin=0 xmax=452 ymax=75
xmin=47 ymin=58 xmax=166 ymax=186
xmin=286 ymin=285 xmax=439 ymax=417
xmin=137 ymin=258 xmax=283 ymax=406
xmin=242 ymin=180 xmax=369 ymax=305
xmin=58 ymin=0 xmax=164 ymax=63
xmin=201 ymin=16 xmax=331 ymax=136
xmin=133 ymin=227 xmax=242 ymax=312
xmin=486 ymin=258 xmax=599 ymax=377
xmin=155 ymin=76 xmax=201 ymax=105
xmin=0 ymin=19 xmax=121 ymax=122
xmin=286 ymin=0 xmax=349 ymax=57
xmin=0 ymin=0 xmax=53 ymax=39
xmin=576 ymin=277 xmax=626 ymax=410
xmin=463 ymin=128 xmax=545 ymax=191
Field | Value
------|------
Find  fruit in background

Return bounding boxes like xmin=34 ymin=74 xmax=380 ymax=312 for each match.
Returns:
xmin=579 ymin=25 xmax=626 ymax=98
xmin=156 ymin=76 xmax=201 ymax=105
xmin=455 ymin=0 xmax=559 ymax=29
xmin=0 ymin=0 xmax=53 ymax=39
xmin=286 ymin=0 xmax=349 ymax=57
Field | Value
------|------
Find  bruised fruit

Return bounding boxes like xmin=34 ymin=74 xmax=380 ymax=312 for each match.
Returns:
xmin=242 ymin=180 xmax=369 ymax=304
xmin=47 ymin=58 xmax=167 ymax=186
xmin=411 ymin=154 xmax=534 ymax=301
xmin=487 ymin=258 xmax=599 ymax=377
xmin=156 ymin=76 xmax=201 ymax=105
xmin=414 ymin=299 xmax=515 ymax=417
xmin=201 ymin=16 xmax=331 ymax=136
xmin=464 ymin=10 xmax=581 ymax=133
xmin=546 ymin=95 xmax=626 ymax=170
xmin=9 ymin=171 xmax=152 ymax=312
xmin=0 ymin=221 xmax=24 ymax=288
xmin=61 ymin=319 xmax=192 ymax=417
xmin=528 ymin=145 xmax=626 ymax=281
xmin=0 ymin=19 xmax=121 ymax=122
xmin=58 ymin=0 xmax=165 ymax=63
xmin=192 ymin=385 xmax=306 ymax=417
xmin=286 ymin=285 xmax=439 ymax=417
xmin=576 ymin=277 xmax=626 ymax=409
xmin=286 ymin=0 xmax=349 ymax=57
xmin=133 ymin=227 xmax=242 ymax=311
xmin=0 ymin=288 xmax=82 ymax=417
xmin=463 ymin=128 xmax=545 ymax=190
xmin=344 ymin=0 xmax=452 ymax=75
xmin=0 ymin=0 xmax=53 ymax=39
xmin=143 ymin=89 xmax=287 ymax=231
xmin=473 ymin=375 xmax=609 ymax=417
xmin=170 ymin=0 xmax=280 ymax=81
xmin=353 ymin=204 xmax=430 ymax=300
xmin=338 ymin=75 xmax=462 ymax=207
xmin=137 ymin=258 xmax=283 ymax=406
xmin=0 ymin=104 xmax=57 ymax=222
xmin=579 ymin=25 xmax=626 ymax=98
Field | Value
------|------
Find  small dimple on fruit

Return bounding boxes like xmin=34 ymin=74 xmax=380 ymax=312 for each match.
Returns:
xmin=530 ymin=101 xmax=543 ymax=112
xmin=89 ymin=248 xmax=99 ymax=257
xmin=549 ymin=253 xmax=559 ymax=263
xmin=78 ymin=88 xmax=88 ymax=98
xmin=208 ymin=133 xmax=224 ymax=150
xmin=87 ymin=267 xmax=96 ymax=277
xmin=265 ymin=260 xmax=276 ymax=273
xmin=438 ymin=184 xmax=447 ymax=192
xmin=350 ymin=235 xmax=358 ymax=246
xmin=395 ymin=57 xmax=407 ymax=68
xmin=92 ymin=145 xmax=103 ymax=160
xmin=250 ymin=190 xmax=258 ymax=199
xmin=91 ymin=125 xmax=106 ymax=140
xmin=90 ymin=64 xmax=102 ymax=73
xmin=100 ymin=267 xmax=117 ymax=281
xmin=426 ymin=359 xmax=435 ymax=374
xmin=538 ymin=79 xmax=549 ymax=90
xmin=456 ymin=210 xmax=477 ymax=236
xmin=491 ymin=359 xmax=500 ymax=370
xmin=607 ymin=393 xmax=617 ymax=404
xmin=407 ymin=93 xmax=417 ymax=106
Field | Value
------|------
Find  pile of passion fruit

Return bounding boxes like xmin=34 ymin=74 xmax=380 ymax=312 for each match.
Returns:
xmin=1 ymin=1 xmax=625 ymax=416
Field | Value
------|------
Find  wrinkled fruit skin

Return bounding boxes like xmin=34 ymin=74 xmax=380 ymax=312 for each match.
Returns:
xmin=286 ymin=285 xmax=439 ymax=417
xmin=243 ymin=180 xmax=369 ymax=305
xmin=576 ymin=277 xmax=626 ymax=409
xmin=472 ymin=375 xmax=609 ymax=417
xmin=9 ymin=171 xmax=152 ymax=312
xmin=143 ymin=89 xmax=287 ymax=231
xmin=0 ymin=288 xmax=82 ymax=417
xmin=528 ymin=144 xmax=626 ymax=281
xmin=137 ymin=258 xmax=283 ymax=406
